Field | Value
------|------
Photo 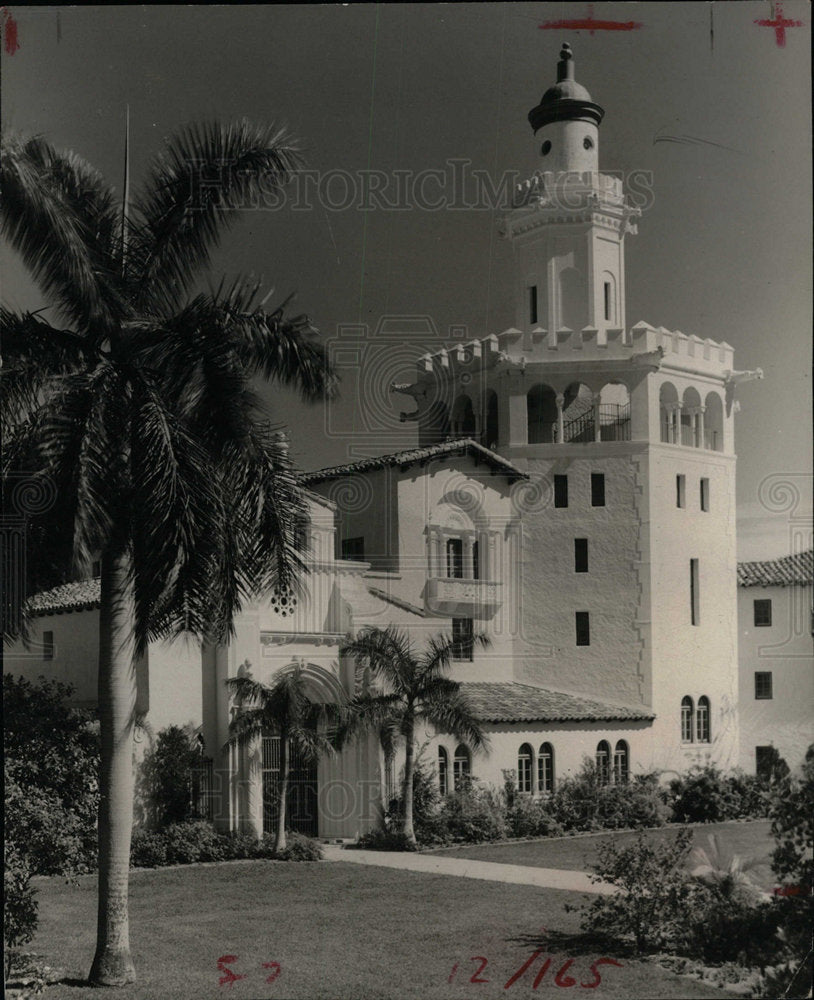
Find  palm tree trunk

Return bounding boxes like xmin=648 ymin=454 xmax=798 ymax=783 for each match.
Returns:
xmin=402 ymin=720 xmax=417 ymax=845
xmin=275 ymin=731 xmax=288 ymax=853
xmin=89 ymin=548 xmax=137 ymax=986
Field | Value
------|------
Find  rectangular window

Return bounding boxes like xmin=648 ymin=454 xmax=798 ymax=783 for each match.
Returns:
xmin=690 ymin=558 xmax=700 ymax=626
xmin=754 ymin=599 xmax=772 ymax=627
xmin=755 ymin=746 xmax=775 ymax=780
xmin=603 ymin=282 xmax=611 ymax=322
xmin=575 ymin=611 xmax=590 ymax=646
xmin=472 ymin=539 xmax=479 ymax=581
xmin=591 ymin=473 xmax=605 ymax=507
xmin=42 ymin=630 xmax=54 ymax=661
xmin=754 ymin=672 xmax=773 ymax=700
xmin=700 ymin=478 xmax=710 ymax=512
xmin=341 ymin=536 xmax=365 ymax=562
xmin=554 ymin=475 xmax=568 ymax=508
xmin=451 ymin=618 xmax=474 ymax=661
xmin=574 ymin=538 xmax=588 ymax=573
xmin=446 ymin=538 xmax=464 ymax=579
xmin=91 ymin=559 xmax=102 ymax=578
xmin=676 ymin=474 xmax=686 ymax=508
xmin=528 ymin=285 xmax=538 ymax=325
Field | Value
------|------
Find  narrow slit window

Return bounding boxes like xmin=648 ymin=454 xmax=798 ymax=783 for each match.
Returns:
xmin=575 ymin=611 xmax=590 ymax=646
xmin=574 ymin=538 xmax=588 ymax=573
xmin=700 ymin=478 xmax=710 ymax=512
xmin=676 ymin=474 xmax=686 ymax=508
xmin=690 ymin=558 xmax=700 ymax=626
xmin=591 ymin=473 xmax=605 ymax=507
xmin=603 ymin=282 xmax=611 ymax=322
xmin=554 ymin=475 xmax=568 ymax=508
xmin=42 ymin=630 xmax=54 ymax=661
xmin=528 ymin=285 xmax=538 ymax=325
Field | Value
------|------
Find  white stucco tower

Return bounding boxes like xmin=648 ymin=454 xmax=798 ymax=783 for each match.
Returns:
xmin=400 ymin=44 xmax=761 ymax=775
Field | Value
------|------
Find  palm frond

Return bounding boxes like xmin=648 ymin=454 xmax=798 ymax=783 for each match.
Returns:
xmin=128 ymin=120 xmax=302 ymax=313
xmin=0 ymin=308 xmax=88 ymax=429
xmin=0 ymin=134 xmax=124 ymax=332
xmin=341 ymin=625 xmax=415 ymax=695
xmin=335 ymin=692 xmax=404 ymax=749
xmin=419 ymin=631 xmax=490 ymax=680
xmin=417 ymin=689 xmax=489 ymax=753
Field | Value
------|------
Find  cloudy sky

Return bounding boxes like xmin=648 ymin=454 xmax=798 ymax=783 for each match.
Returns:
xmin=2 ymin=2 xmax=810 ymax=559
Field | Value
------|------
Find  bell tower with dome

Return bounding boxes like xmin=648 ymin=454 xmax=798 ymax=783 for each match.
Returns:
xmin=394 ymin=44 xmax=762 ymax=774
xmin=510 ymin=42 xmax=635 ymax=345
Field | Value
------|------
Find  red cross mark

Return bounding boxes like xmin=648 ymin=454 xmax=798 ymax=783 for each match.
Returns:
xmin=539 ymin=5 xmax=642 ymax=34
xmin=754 ymin=2 xmax=804 ymax=47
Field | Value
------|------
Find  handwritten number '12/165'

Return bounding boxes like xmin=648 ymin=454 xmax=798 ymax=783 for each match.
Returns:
xmin=448 ymin=954 xmax=623 ymax=989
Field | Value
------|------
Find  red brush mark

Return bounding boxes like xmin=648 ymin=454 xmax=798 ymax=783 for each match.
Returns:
xmin=539 ymin=5 xmax=642 ymax=34
xmin=217 ymin=955 xmax=247 ymax=988
xmin=2 ymin=7 xmax=20 ymax=55
xmin=262 ymin=961 xmax=282 ymax=985
xmin=754 ymin=2 xmax=804 ymax=47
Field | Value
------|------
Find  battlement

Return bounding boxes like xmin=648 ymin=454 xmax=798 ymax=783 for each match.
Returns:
xmin=512 ymin=169 xmax=625 ymax=210
xmin=415 ymin=320 xmax=734 ymax=380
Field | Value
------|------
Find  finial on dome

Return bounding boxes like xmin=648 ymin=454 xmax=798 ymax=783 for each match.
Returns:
xmin=557 ymin=42 xmax=575 ymax=82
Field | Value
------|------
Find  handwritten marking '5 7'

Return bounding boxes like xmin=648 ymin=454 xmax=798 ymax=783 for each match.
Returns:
xmin=448 ymin=953 xmax=623 ymax=989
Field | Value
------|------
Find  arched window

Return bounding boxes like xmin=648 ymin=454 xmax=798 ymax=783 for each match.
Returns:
xmin=681 ymin=696 xmax=694 ymax=743
xmin=659 ymin=382 xmax=679 ymax=444
xmin=484 ymin=390 xmax=499 ymax=450
xmin=538 ymin=742 xmax=555 ymax=794
xmin=697 ymin=696 xmax=711 ymax=743
xmin=613 ymin=741 xmax=629 ymax=785
xmin=517 ymin=744 xmax=533 ymax=794
xmin=527 ymin=384 xmax=558 ymax=444
xmin=704 ymin=392 xmax=724 ymax=452
xmin=438 ymin=747 xmax=449 ymax=797
xmin=595 ymin=741 xmax=611 ymax=786
xmin=453 ymin=744 xmax=471 ymax=790
xmin=451 ymin=395 xmax=476 ymax=439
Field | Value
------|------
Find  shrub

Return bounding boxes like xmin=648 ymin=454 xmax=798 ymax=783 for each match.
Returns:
xmin=3 ymin=844 xmax=38 ymax=980
xmin=576 ymin=827 xmax=695 ymax=953
xmin=3 ymin=675 xmax=99 ymax=875
xmin=725 ymin=770 xmax=772 ymax=819
xmin=353 ymin=829 xmax=420 ymax=852
xmin=594 ymin=773 xmax=669 ymax=830
xmin=162 ymin=820 xmax=227 ymax=864
xmin=668 ymin=765 xmax=740 ymax=823
xmin=676 ymin=889 xmax=780 ymax=966
xmin=439 ymin=780 xmax=506 ymax=843
xmin=137 ymin=725 xmax=204 ymax=829
xmin=506 ymin=794 xmax=564 ymax=839
xmin=130 ymin=829 xmax=169 ymax=868
xmin=274 ymin=832 xmax=324 ymax=861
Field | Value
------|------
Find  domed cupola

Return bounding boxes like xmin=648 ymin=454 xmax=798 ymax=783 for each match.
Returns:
xmin=527 ymin=44 xmax=604 ymax=174
xmin=528 ymin=43 xmax=604 ymax=132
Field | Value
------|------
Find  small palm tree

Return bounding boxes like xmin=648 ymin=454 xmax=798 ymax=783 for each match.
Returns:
xmin=690 ymin=832 xmax=764 ymax=903
xmin=225 ymin=666 xmax=340 ymax=852
xmin=339 ymin=625 xmax=489 ymax=845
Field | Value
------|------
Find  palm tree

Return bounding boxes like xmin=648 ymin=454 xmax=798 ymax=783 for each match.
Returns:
xmin=339 ymin=625 xmax=489 ymax=845
xmin=1 ymin=123 xmax=336 ymax=986
xmin=225 ymin=666 xmax=340 ymax=851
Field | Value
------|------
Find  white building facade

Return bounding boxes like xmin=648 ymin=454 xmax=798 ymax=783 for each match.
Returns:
xmin=5 ymin=45 xmax=765 ymax=838
xmin=736 ymin=550 xmax=814 ymax=775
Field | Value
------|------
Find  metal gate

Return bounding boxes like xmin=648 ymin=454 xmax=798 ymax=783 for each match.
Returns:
xmin=262 ymin=735 xmax=319 ymax=837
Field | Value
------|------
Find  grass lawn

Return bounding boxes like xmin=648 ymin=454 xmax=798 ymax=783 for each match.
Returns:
xmin=427 ymin=820 xmax=776 ymax=888
xmin=27 ymin=860 xmax=724 ymax=1000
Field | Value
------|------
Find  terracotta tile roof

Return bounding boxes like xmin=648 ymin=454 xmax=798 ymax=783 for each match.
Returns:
xmin=459 ymin=682 xmax=654 ymax=724
xmin=737 ymin=550 xmax=813 ymax=588
xmin=28 ymin=579 xmax=101 ymax=616
xmin=301 ymin=439 xmax=528 ymax=484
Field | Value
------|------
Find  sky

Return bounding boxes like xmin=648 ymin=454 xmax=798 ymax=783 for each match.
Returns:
xmin=1 ymin=2 xmax=811 ymax=560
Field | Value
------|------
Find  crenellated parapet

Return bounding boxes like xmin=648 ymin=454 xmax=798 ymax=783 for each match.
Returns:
xmin=403 ymin=320 xmax=735 ymax=388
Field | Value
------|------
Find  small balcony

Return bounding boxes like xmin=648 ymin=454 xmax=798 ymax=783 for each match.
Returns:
xmin=425 ymin=577 xmax=503 ymax=618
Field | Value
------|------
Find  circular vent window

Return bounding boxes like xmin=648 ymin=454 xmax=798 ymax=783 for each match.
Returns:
xmin=584 ymin=136 xmax=594 ymax=150
xmin=541 ymin=140 xmax=552 ymax=156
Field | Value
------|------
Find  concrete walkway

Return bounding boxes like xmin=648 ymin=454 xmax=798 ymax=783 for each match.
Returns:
xmin=321 ymin=845 xmax=616 ymax=895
